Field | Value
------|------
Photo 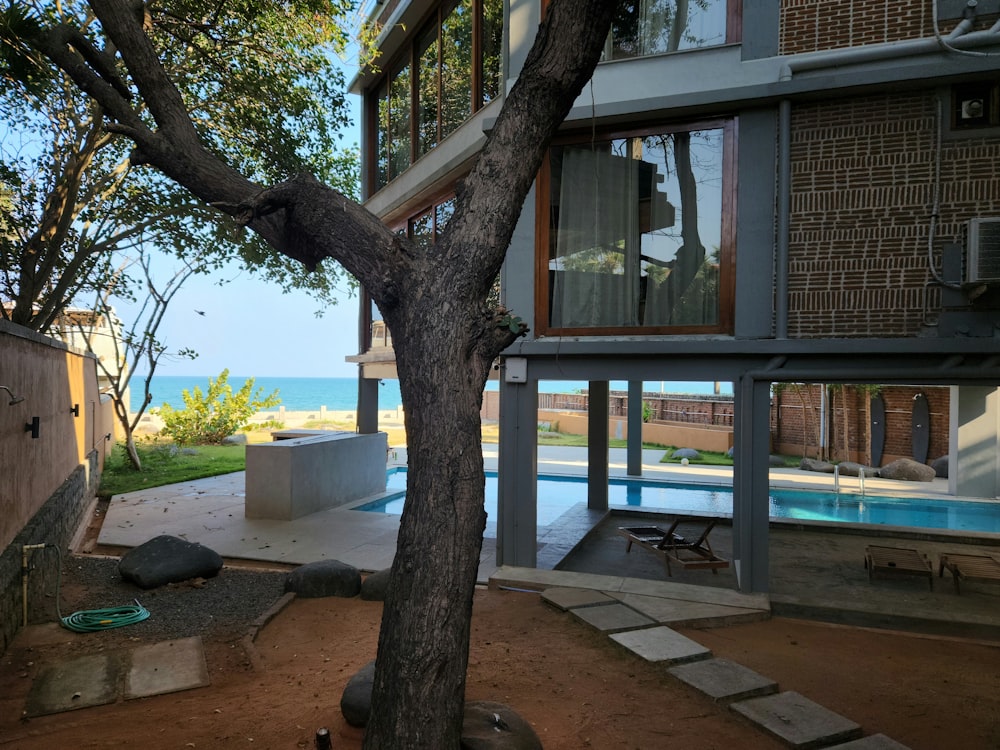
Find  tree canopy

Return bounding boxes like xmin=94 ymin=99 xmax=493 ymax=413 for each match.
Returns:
xmin=1 ymin=0 xmax=358 ymax=332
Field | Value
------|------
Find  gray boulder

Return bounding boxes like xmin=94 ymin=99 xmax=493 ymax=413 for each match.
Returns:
xmin=340 ymin=659 xmax=375 ymax=727
xmin=672 ymin=448 xmax=701 ymax=460
xmin=118 ymin=535 xmax=223 ymax=589
xmin=361 ymin=568 xmax=391 ymax=601
xmin=931 ymin=455 xmax=949 ymax=478
xmin=800 ymin=458 xmax=835 ymax=473
xmin=285 ymin=559 xmax=362 ymax=598
xmin=768 ymin=454 xmax=786 ymax=467
xmin=461 ymin=701 xmax=543 ymax=750
xmin=222 ymin=433 xmax=248 ymax=445
xmin=879 ymin=458 xmax=937 ymax=482
xmin=836 ymin=461 xmax=878 ymax=477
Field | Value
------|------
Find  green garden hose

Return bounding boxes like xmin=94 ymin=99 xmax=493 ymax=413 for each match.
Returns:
xmin=60 ymin=601 xmax=150 ymax=632
xmin=43 ymin=544 xmax=151 ymax=632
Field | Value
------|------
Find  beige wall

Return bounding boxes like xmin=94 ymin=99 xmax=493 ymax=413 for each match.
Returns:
xmin=538 ymin=409 xmax=733 ymax=453
xmin=0 ymin=321 xmax=112 ymax=550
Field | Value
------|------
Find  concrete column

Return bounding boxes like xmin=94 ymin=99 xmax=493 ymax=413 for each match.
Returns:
xmin=497 ymin=376 xmax=538 ymax=567
xmin=588 ymin=381 xmax=609 ymax=510
xmin=357 ymin=376 xmax=379 ymax=434
xmin=627 ymin=380 xmax=643 ymax=476
xmin=950 ymin=386 xmax=1000 ymax=498
xmin=732 ymin=375 xmax=771 ymax=593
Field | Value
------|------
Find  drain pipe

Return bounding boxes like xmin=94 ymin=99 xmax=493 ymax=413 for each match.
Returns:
xmin=22 ymin=543 xmax=47 ymax=626
xmin=778 ymin=16 xmax=996 ymax=81
xmin=776 ymin=99 xmax=791 ymax=339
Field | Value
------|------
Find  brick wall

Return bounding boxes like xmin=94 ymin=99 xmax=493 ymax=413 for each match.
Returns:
xmin=787 ymin=91 xmax=1000 ymax=337
xmin=780 ymin=1 xmax=933 ymax=54
xmin=772 ymin=384 xmax=949 ymax=464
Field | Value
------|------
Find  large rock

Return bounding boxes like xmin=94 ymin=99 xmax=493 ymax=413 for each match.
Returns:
xmin=672 ymin=448 xmax=701 ymax=460
xmin=879 ymin=458 xmax=937 ymax=482
xmin=118 ymin=535 xmax=223 ymax=589
xmin=836 ymin=461 xmax=878 ymax=477
xmin=931 ymin=455 xmax=949 ymax=478
xmin=361 ymin=568 xmax=391 ymax=601
xmin=800 ymin=458 xmax=835 ymax=473
xmin=462 ymin=701 xmax=543 ymax=750
xmin=285 ymin=559 xmax=362 ymax=598
xmin=340 ymin=660 xmax=375 ymax=727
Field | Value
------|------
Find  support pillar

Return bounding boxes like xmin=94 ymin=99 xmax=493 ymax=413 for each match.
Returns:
xmin=357 ymin=376 xmax=379 ymax=434
xmin=627 ymin=380 xmax=643 ymax=476
xmin=732 ymin=375 xmax=771 ymax=593
xmin=588 ymin=381 xmax=609 ymax=510
xmin=497 ymin=375 xmax=538 ymax=567
xmin=950 ymin=385 xmax=1000 ymax=498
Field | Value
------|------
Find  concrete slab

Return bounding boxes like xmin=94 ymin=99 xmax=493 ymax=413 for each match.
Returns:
xmin=827 ymin=735 xmax=912 ymax=749
xmin=570 ymin=603 xmax=655 ymax=633
xmin=609 ymin=625 xmax=712 ymax=664
xmin=541 ymin=587 xmax=616 ymax=611
xmin=125 ymin=636 xmax=210 ymax=700
xmin=610 ymin=591 xmax=769 ymax=628
xmin=668 ymin=657 xmax=778 ymax=703
xmin=25 ymin=652 xmax=121 ymax=717
xmin=731 ymin=691 xmax=863 ymax=749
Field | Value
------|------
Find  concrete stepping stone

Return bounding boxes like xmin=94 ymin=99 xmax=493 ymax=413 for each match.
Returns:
xmin=609 ymin=625 xmax=711 ymax=664
xmin=125 ymin=636 xmax=209 ymax=699
xmin=25 ymin=652 xmax=121 ymax=717
xmin=827 ymin=735 xmax=912 ymax=749
xmin=731 ymin=691 xmax=862 ymax=749
xmin=668 ymin=657 xmax=778 ymax=703
xmin=570 ymin=603 xmax=654 ymax=633
xmin=541 ymin=587 xmax=615 ymax=611
xmin=611 ymin=591 xmax=769 ymax=628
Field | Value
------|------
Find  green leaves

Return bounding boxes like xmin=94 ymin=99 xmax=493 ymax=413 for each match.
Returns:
xmin=156 ymin=369 xmax=282 ymax=445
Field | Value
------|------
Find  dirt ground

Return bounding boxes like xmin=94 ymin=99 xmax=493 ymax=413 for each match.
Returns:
xmin=2 ymin=579 xmax=1000 ymax=750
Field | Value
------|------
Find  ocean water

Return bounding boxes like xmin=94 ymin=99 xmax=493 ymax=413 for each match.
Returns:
xmin=142 ymin=375 xmax=730 ymax=412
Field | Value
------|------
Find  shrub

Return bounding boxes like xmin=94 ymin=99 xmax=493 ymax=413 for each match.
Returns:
xmin=156 ymin=369 xmax=281 ymax=445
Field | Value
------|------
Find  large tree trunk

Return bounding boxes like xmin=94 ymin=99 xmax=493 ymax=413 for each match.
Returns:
xmin=365 ymin=313 xmax=491 ymax=747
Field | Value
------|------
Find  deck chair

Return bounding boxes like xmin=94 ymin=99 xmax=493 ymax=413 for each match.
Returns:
xmin=618 ymin=516 xmax=729 ymax=577
xmin=938 ymin=552 xmax=1000 ymax=594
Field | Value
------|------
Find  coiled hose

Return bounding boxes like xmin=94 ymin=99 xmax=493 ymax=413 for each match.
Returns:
xmin=43 ymin=545 xmax=150 ymax=632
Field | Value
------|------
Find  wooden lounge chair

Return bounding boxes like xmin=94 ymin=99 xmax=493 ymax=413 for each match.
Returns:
xmin=938 ymin=552 xmax=1000 ymax=594
xmin=864 ymin=545 xmax=933 ymax=590
xmin=618 ymin=516 xmax=729 ymax=577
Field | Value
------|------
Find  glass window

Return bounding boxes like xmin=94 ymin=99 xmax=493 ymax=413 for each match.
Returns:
xmin=416 ymin=25 xmax=440 ymax=157
xmin=388 ymin=62 xmax=412 ymax=181
xmin=544 ymin=124 xmax=731 ymax=333
xmin=608 ymin=0 xmax=731 ymax=60
xmin=441 ymin=0 xmax=474 ymax=139
xmin=369 ymin=0 xmax=502 ymax=192
xmin=480 ymin=0 xmax=503 ymax=104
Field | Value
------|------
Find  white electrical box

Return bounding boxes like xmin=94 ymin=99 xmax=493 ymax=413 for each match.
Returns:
xmin=504 ymin=357 xmax=528 ymax=383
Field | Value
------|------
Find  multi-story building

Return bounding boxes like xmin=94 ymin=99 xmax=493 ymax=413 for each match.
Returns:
xmin=349 ymin=0 xmax=1000 ymax=592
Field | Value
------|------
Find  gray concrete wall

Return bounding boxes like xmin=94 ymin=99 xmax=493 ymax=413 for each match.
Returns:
xmin=245 ymin=432 xmax=388 ymax=520
xmin=950 ymin=386 xmax=1000 ymax=498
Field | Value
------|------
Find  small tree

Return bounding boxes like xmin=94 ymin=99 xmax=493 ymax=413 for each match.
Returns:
xmin=157 ymin=369 xmax=280 ymax=445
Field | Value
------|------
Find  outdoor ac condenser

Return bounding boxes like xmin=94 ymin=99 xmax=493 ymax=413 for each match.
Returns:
xmin=966 ymin=218 xmax=1000 ymax=283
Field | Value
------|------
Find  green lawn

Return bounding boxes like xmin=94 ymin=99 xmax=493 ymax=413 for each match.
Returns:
xmin=99 ymin=442 xmax=247 ymax=498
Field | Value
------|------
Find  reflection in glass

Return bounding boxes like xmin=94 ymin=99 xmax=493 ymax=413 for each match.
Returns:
xmin=441 ymin=0 xmax=473 ymax=140
xmin=609 ymin=0 xmax=728 ymax=60
xmin=417 ymin=25 xmax=440 ymax=158
xmin=388 ymin=62 xmax=411 ymax=181
xmin=548 ymin=129 xmax=723 ymax=329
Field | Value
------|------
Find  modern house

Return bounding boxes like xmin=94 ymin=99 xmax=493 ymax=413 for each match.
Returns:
xmin=348 ymin=0 xmax=1000 ymax=593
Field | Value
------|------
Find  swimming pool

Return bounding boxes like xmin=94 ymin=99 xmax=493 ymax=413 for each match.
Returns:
xmin=354 ymin=469 xmax=1000 ymax=534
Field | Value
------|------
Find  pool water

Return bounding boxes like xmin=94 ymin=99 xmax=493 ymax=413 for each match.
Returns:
xmin=355 ymin=469 xmax=1000 ymax=534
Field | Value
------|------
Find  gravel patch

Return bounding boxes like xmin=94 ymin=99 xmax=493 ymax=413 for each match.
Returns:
xmin=50 ymin=554 xmax=290 ymax=646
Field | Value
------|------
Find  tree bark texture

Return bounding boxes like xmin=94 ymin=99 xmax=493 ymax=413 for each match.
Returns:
xmin=34 ymin=1 xmax=618 ymax=746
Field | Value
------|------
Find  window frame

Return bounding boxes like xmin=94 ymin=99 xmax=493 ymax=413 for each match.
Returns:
xmin=533 ymin=118 xmax=738 ymax=337
xmin=366 ymin=0 xmax=501 ymax=193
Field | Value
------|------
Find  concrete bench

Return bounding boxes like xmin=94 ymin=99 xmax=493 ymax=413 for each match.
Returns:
xmin=245 ymin=431 xmax=388 ymax=520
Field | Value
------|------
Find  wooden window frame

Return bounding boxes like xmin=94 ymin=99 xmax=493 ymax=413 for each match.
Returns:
xmin=533 ymin=118 xmax=737 ymax=338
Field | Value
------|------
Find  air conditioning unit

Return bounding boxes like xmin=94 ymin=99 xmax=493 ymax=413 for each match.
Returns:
xmin=966 ymin=218 xmax=1000 ymax=283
